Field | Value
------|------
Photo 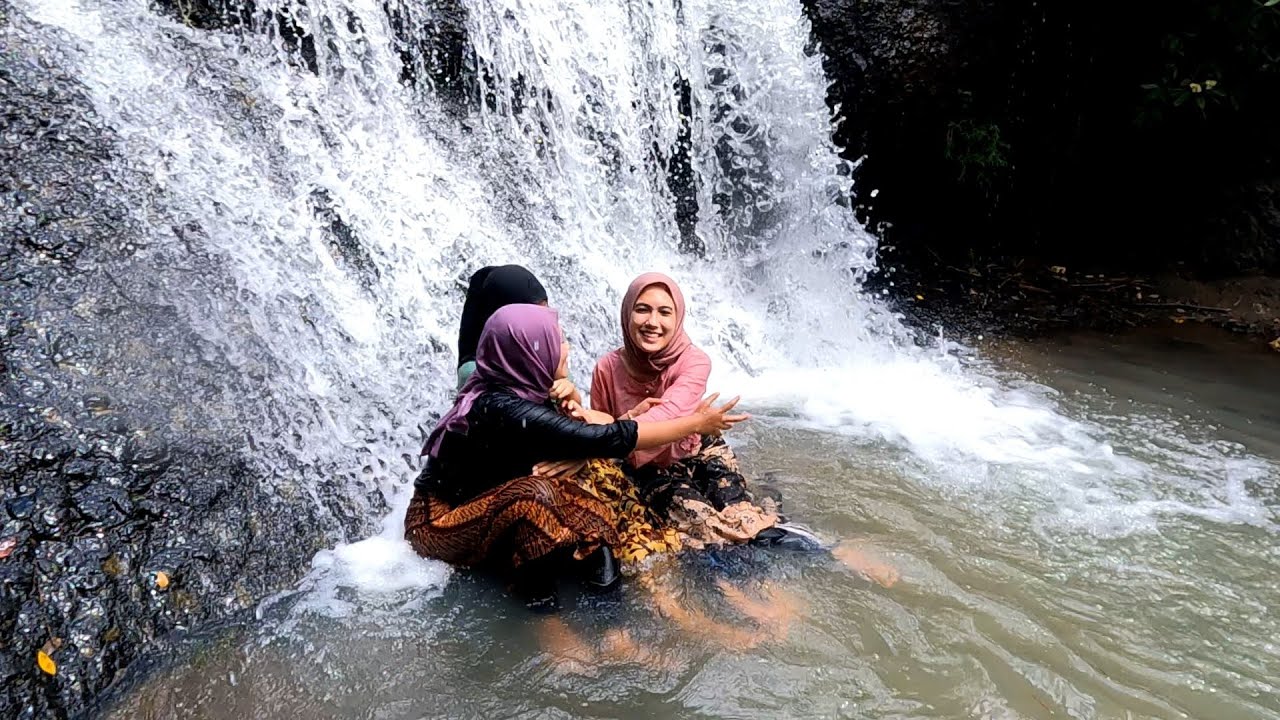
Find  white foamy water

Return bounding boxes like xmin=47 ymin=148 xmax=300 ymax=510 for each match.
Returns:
xmin=13 ymin=0 xmax=1275 ymax=612
xmin=16 ymin=1 xmax=1280 ymax=717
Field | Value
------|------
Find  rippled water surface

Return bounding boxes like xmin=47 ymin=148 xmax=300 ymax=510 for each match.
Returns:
xmin=104 ymin=327 xmax=1280 ymax=720
xmin=8 ymin=0 xmax=1275 ymax=715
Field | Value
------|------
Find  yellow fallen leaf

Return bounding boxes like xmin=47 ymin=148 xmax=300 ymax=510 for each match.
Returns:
xmin=1172 ymin=316 xmax=1186 ymax=324
xmin=0 ymin=536 xmax=17 ymax=560
xmin=153 ymin=571 xmax=170 ymax=590
xmin=1270 ymin=337 xmax=1280 ymax=352
xmin=1049 ymin=265 xmax=1066 ymax=275
xmin=915 ymin=294 xmax=924 ymax=301
xmin=37 ymin=650 xmax=56 ymax=676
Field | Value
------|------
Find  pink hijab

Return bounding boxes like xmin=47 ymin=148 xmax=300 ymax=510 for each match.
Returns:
xmin=618 ymin=272 xmax=693 ymax=380
xmin=591 ymin=273 xmax=711 ymax=467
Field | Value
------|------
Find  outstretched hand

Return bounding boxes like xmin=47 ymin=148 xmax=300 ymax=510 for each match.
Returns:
xmin=563 ymin=400 xmax=615 ymax=425
xmin=693 ymin=393 xmax=749 ymax=436
xmin=622 ymin=397 xmax=664 ymax=420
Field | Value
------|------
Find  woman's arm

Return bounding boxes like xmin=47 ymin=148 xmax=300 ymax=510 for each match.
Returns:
xmin=531 ymin=394 xmax=748 ymax=475
xmin=634 ymin=394 xmax=745 ymax=449
xmin=507 ymin=393 xmax=746 ymax=457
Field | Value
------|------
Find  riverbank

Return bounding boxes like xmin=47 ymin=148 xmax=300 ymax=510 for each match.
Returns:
xmin=868 ymin=248 xmax=1280 ymax=351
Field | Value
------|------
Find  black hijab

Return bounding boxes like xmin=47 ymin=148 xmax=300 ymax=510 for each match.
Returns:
xmin=456 ymin=265 xmax=549 ymax=368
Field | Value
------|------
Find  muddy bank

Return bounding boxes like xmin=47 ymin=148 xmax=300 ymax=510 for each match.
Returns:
xmin=868 ymin=250 xmax=1280 ymax=350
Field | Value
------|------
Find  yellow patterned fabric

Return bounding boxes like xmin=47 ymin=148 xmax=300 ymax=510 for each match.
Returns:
xmin=572 ymin=459 xmax=683 ymax=569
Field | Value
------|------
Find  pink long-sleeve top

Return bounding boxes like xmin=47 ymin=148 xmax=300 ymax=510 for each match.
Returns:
xmin=590 ymin=345 xmax=711 ymax=468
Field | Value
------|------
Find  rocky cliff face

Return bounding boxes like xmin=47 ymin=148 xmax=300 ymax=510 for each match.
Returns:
xmin=0 ymin=20 xmax=372 ymax=717
xmin=802 ymin=0 xmax=1279 ymax=275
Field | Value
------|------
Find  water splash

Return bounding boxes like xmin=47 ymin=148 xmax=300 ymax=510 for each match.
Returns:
xmin=10 ymin=0 xmax=1275 ymax=606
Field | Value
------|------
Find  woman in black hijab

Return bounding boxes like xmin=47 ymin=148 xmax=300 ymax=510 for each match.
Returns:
xmin=455 ymin=265 xmax=549 ymax=388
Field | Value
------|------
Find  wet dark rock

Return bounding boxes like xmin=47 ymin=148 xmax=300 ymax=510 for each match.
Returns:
xmin=60 ymin=457 xmax=100 ymax=481
xmin=149 ymin=0 xmax=254 ymax=32
xmin=73 ymin=486 xmax=132 ymax=530
xmin=309 ymin=188 xmax=381 ymax=288
xmin=1 ymin=26 xmax=375 ymax=719
xmin=6 ymin=495 xmax=36 ymax=521
xmin=384 ymin=0 xmax=476 ymax=110
xmin=31 ymin=486 xmax=73 ymax=539
xmin=664 ymin=76 xmax=700 ymax=256
xmin=803 ymin=0 xmax=1280 ymax=277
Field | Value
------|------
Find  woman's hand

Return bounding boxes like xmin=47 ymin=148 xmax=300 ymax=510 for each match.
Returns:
xmin=692 ymin=393 xmax=749 ymax=436
xmin=622 ymin=397 xmax=664 ymax=420
xmin=532 ymin=459 xmax=588 ymax=478
xmin=563 ymin=400 xmax=615 ymax=425
xmin=549 ymin=378 xmax=577 ymax=404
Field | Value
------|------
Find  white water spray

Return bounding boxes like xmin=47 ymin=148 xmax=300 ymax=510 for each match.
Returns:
xmin=11 ymin=0 xmax=1275 ymax=609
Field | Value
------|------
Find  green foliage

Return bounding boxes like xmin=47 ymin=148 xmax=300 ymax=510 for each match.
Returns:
xmin=1137 ymin=0 xmax=1280 ymax=127
xmin=944 ymin=119 xmax=1012 ymax=202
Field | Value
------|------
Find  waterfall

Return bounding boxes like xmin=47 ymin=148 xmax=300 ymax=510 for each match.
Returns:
xmin=8 ymin=0 xmax=1273 ymax=555
xmin=7 ymin=0 xmax=890 ymax=517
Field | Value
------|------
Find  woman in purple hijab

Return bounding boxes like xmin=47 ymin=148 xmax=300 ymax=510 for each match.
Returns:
xmin=405 ymin=304 xmax=748 ymax=610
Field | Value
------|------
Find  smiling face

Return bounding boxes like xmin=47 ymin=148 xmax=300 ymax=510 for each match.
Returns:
xmin=628 ymin=284 xmax=677 ymax=355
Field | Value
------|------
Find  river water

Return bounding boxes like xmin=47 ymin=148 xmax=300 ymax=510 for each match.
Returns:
xmin=5 ymin=0 xmax=1277 ymax=716
xmin=100 ymin=325 xmax=1279 ymax=720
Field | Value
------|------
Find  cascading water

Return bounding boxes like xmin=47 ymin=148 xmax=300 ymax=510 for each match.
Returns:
xmin=5 ymin=0 xmax=1278 ymax=716
xmin=10 ymin=0 xmax=902 ymax=529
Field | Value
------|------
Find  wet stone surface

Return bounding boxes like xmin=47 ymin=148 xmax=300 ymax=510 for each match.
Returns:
xmin=1 ymin=19 xmax=376 ymax=719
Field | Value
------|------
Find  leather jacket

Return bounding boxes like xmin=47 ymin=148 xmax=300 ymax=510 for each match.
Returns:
xmin=416 ymin=391 xmax=638 ymax=505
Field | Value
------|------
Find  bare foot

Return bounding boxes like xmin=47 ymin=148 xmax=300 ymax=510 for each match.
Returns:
xmin=715 ymin=579 xmax=805 ymax=641
xmin=537 ymin=616 xmax=598 ymax=675
xmin=832 ymin=542 xmax=900 ymax=588
xmin=644 ymin=574 xmax=763 ymax=650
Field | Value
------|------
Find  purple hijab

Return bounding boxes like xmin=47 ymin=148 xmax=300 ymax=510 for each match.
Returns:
xmin=423 ymin=303 xmax=562 ymax=458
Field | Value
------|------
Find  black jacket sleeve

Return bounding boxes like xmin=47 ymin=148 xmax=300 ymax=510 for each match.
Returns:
xmin=473 ymin=393 xmax=639 ymax=460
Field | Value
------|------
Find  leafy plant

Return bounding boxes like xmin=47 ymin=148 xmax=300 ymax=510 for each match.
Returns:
xmin=944 ymin=119 xmax=1012 ymax=202
xmin=1136 ymin=0 xmax=1280 ymax=126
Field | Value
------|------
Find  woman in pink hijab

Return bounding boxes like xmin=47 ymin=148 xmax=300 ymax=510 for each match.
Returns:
xmin=589 ymin=272 xmax=782 ymax=548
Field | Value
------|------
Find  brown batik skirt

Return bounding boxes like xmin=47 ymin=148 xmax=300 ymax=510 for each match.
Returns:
xmin=404 ymin=473 xmax=620 ymax=571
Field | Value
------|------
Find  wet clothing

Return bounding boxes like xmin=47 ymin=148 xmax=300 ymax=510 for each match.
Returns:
xmin=407 ymin=393 xmax=638 ymax=572
xmin=591 ymin=346 xmax=710 ymax=468
xmin=417 ymin=391 xmax=638 ymax=506
xmin=405 ymin=472 xmax=618 ymax=570
xmin=571 ymin=459 xmax=683 ymax=569
xmin=591 ymin=272 xmax=705 ymax=468
xmin=425 ymin=303 xmax=563 ymax=459
xmin=411 ymin=302 xmax=636 ymax=575
xmin=592 ymin=272 xmax=777 ymax=546
xmin=456 ymin=265 xmax=547 ymax=370
xmin=628 ymin=435 xmax=778 ymax=549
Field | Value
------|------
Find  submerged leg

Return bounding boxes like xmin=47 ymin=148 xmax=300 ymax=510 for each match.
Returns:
xmin=538 ymin=618 xmax=680 ymax=674
xmin=641 ymin=573 xmax=766 ymax=650
xmin=537 ymin=616 xmax=598 ymax=675
xmin=831 ymin=541 xmax=900 ymax=588
xmin=714 ymin=579 xmax=805 ymax=642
